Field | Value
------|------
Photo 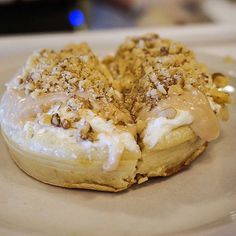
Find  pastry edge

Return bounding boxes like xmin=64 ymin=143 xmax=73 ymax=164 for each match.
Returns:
xmin=6 ymin=139 xmax=207 ymax=193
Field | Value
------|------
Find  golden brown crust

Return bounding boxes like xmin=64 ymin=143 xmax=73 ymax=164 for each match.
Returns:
xmin=135 ymin=142 xmax=207 ymax=187
xmin=162 ymin=142 xmax=207 ymax=176
xmin=2 ymin=128 xmax=138 ymax=192
xmin=5 ymin=128 xmax=207 ymax=192
xmin=8 ymin=141 xmax=207 ymax=192
xmin=10 ymin=151 xmax=124 ymax=192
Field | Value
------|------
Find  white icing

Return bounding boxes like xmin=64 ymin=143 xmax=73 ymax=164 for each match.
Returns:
xmin=143 ymin=110 xmax=193 ymax=148
xmin=79 ymin=55 xmax=89 ymax=63
xmin=78 ymin=132 xmax=139 ymax=171
xmin=22 ymin=122 xmax=80 ymax=160
xmin=87 ymin=114 xmax=114 ymax=133
xmin=137 ymin=40 xmax=145 ymax=48
xmin=98 ymin=132 xmax=139 ymax=171
xmin=84 ymin=112 xmax=139 ymax=171
xmin=1 ymin=101 xmax=139 ymax=171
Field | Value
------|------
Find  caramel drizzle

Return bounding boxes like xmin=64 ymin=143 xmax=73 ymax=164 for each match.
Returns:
xmin=155 ymin=88 xmax=220 ymax=141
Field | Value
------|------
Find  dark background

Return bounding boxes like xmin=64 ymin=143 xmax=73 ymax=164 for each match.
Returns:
xmin=0 ymin=0 xmax=235 ymax=35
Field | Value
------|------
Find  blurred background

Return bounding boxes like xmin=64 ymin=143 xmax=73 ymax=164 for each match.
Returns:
xmin=0 ymin=0 xmax=235 ymax=35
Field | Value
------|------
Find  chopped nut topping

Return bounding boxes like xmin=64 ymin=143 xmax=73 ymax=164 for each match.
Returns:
xmin=104 ymin=33 xmax=230 ymax=118
xmin=80 ymin=122 xmax=91 ymax=140
xmin=61 ymin=119 xmax=71 ymax=129
xmin=212 ymin=73 xmax=229 ymax=88
xmin=87 ymin=132 xmax=97 ymax=142
xmin=208 ymin=88 xmax=231 ymax=104
xmin=15 ymin=43 xmax=134 ymax=130
xmin=17 ymin=43 xmax=115 ymax=98
xmin=51 ymin=114 xmax=61 ymax=127
xmin=156 ymin=83 xmax=167 ymax=95
xmin=160 ymin=47 xmax=169 ymax=56
xmin=13 ymin=33 xmax=230 ymax=141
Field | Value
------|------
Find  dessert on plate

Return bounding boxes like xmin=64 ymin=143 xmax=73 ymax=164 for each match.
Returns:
xmin=0 ymin=34 xmax=230 ymax=192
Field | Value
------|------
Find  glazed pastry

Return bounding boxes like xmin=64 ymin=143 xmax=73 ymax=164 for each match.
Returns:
xmin=0 ymin=43 xmax=141 ymax=192
xmin=0 ymin=34 xmax=230 ymax=192
xmin=104 ymin=33 xmax=230 ymax=180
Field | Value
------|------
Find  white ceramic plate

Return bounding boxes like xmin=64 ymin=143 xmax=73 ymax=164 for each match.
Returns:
xmin=0 ymin=38 xmax=235 ymax=236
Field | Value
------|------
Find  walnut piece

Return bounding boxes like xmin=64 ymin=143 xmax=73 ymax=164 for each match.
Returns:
xmin=61 ymin=119 xmax=71 ymax=129
xmin=51 ymin=114 xmax=61 ymax=127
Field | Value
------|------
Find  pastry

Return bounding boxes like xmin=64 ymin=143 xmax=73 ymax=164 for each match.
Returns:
xmin=0 ymin=34 xmax=230 ymax=192
xmin=0 ymin=43 xmax=141 ymax=192
xmin=104 ymin=33 xmax=230 ymax=179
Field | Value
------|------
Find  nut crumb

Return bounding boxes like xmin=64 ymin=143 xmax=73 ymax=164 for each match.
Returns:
xmin=61 ymin=119 xmax=71 ymax=129
xmin=51 ymin=114 xmax=61 ymax=127
xmin=160 ymin=46 xmax=169 ymax=56
xmin=14 ymin=33 xmax=231 ymax=135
